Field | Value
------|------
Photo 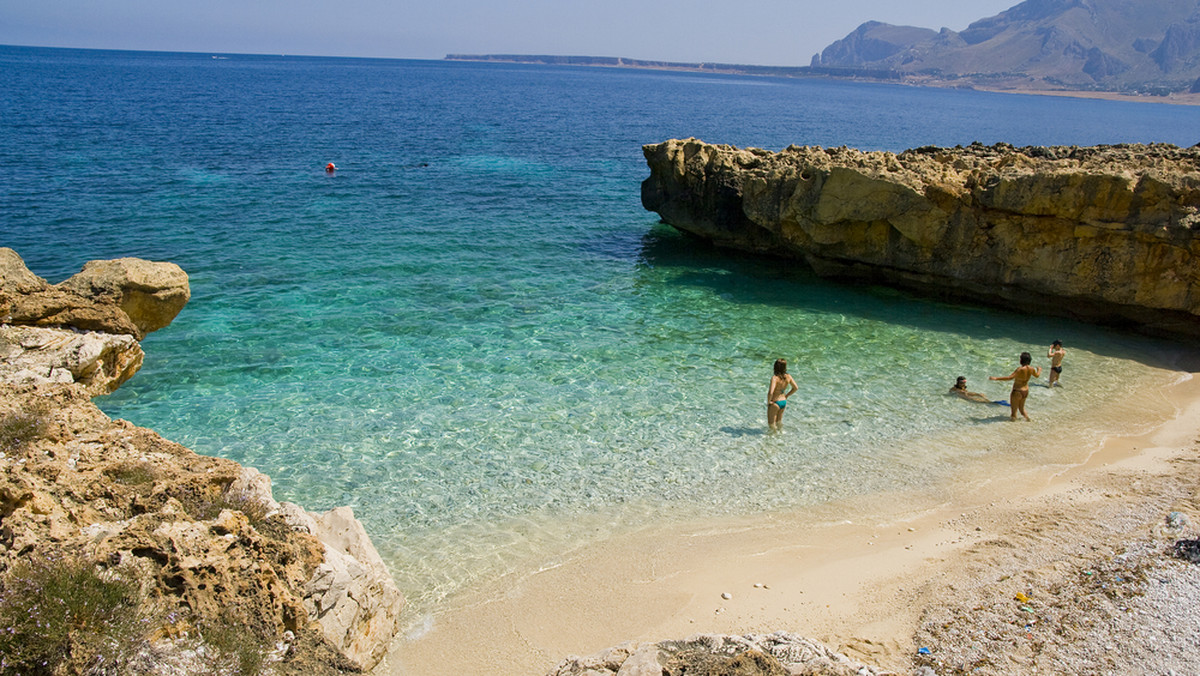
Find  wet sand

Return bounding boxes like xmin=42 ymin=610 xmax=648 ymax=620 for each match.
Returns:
xmin=378 ymin=369 xmax=1200 ymax=675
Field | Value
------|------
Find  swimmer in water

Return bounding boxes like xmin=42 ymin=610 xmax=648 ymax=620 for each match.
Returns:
xmin=767 ymin=358 xmax=798 ymax=431
xmin=325 ymin=162 xmax=337 ymax=173
xmin=989 ymin=352 xmax=1041 ymax=421
xmin=949 ymin=376 xmax=992 ymax=403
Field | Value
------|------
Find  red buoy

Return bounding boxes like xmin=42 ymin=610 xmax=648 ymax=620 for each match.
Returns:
xmin=325 ymin=162 xmax=337 ymax=173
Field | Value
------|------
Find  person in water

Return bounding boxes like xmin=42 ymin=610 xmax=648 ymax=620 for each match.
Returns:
xmin=767 ymin=358 xmax=798 ymax=431
xmin=990 ymin=352 xmax=1041 ymax=421
xmin=1047 ymin=340 xmax=1066 ymax=387
xmin=949 ymin=376 xmax=992 ymax=403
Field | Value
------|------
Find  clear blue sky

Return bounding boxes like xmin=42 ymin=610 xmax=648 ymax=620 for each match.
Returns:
xmin=0 ymin=0 xmax=1017 ymax=66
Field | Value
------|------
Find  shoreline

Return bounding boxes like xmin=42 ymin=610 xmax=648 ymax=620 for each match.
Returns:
xmin=379 ymin=365 xmax=1200 ymax=675
xmin=967 ymin=85 xmax=1200 ymax=107
xmin=444 ymin=56 xmax=1200 ymax=108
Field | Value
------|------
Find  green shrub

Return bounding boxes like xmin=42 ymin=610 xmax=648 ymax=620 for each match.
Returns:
xmin=177 ymin=488 xmax=271 ymax=526
xmin=105 ymin=461 xmax=159 ymax=486
xmin=0 ymin=405 xmax=49 ymax=453
xmin=0 ymin=554 xmax=149 ymax=675
xmin=195 ymin=614 xmax=269 ymax=676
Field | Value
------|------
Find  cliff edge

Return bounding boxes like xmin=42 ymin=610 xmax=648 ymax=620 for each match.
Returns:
xmin=0 ymin=249 xmax=403 ymax=674
xmin=642 ymin=138 xmax=1200 ymax=337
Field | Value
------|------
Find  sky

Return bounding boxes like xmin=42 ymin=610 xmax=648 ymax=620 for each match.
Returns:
xmin=0 ymin=0 xmax=1019 ymax=66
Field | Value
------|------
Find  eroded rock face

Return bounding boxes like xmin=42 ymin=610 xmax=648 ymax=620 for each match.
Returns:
xmin=0 ymin=248 xmax=189 ymax=339
xmin=0 ymin=325 xmax=143 ymax=395
xmin=642 ymin=139 xmax=1200 ymax=337
xmin=0 ymin=251 xmax=403 ymax=674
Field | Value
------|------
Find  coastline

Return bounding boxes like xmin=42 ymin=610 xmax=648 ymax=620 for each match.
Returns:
xmin=380 ymin=364 xmax=1200 ymax=675
xmin=966 ymin=85 xmax=1200 ymax=107
xmin=444 ymin=55 xmax=1200 ymax=108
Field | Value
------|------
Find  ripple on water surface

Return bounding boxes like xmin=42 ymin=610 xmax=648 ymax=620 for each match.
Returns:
xmin=6 ymin=48 xmax=1196 ymax=618
xmin=102 ymin=236 xmax=1188 ymax=613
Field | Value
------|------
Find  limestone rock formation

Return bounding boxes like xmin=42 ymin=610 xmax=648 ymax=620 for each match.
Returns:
xmin=0 ymin=251 xmax=403 ymax=674
xmin=0 ymin=325 xmax=143 ymax=395
xmin=547 ymin=632 xmax=885 ymax=676
xmin=59 ymin=256 xmax=191 ymax=337
xmin=642 ymin=138 xmax=1200 ymax=337
xmin=0 ymin=247 xmax=189 ymax=339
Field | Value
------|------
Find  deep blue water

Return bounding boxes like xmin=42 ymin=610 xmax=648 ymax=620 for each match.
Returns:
xmin=2 ymin=45 xmax=1196 ymax=612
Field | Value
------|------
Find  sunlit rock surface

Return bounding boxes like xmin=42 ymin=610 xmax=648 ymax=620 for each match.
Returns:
xmin=642 ymin=139 xmax=1200 ymax=337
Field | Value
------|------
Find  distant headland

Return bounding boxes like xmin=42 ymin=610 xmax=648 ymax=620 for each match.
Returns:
xmin=447 ymin=0 xmax=1200 ymax=105
xmin=443 ymin=54 xmax=901 ymax=81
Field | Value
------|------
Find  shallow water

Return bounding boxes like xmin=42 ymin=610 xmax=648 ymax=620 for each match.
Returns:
xmin=1 ymin=45 xmax=1197 ymax=616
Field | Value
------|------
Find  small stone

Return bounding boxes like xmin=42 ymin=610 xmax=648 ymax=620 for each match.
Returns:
xmin=721 ymin=592 xmax=733 ymax=600
xmin=1166 ymin=511 xmax=1190 ymax=529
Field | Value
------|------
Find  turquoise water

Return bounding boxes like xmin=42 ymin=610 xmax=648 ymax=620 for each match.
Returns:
xmin=2 ymin=46 xmax=1197 ymax=613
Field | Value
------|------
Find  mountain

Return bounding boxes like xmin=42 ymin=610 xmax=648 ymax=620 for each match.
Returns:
xmin=813 ymin=0 xmax=1200 ymax=94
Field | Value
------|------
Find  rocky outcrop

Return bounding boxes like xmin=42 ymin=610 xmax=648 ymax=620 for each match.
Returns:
xmin=547 ymin=633 xmax=885 ymax=676
xmin=642 ymin=138 xmax=1200 ymax=337
xmin=0 ymin=325 xmax=143 ymax=396
xmin=0 ymin=248 xmax=190 ymax=339
xmin=0 ymin=251 xmax=403 ymax=673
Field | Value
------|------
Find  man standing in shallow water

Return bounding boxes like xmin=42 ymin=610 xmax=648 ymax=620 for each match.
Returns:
xmin=990 ymin=352 xmax=1042 ymax=421
xmin=1047 ymin=340 xmax=1066 ymax=387
xmin=767 ymin=359 xmax=798 ymax=431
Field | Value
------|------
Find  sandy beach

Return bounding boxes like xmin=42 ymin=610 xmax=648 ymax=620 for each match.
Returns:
xmin=971 ymin=86 xmax=1200 ymax=107
xmin=379 ymin=364 xmax=1200 ymax=675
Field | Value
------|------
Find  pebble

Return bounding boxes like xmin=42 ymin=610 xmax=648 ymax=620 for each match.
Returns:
xmin=721 ymin=592 xmax=733 ymax=600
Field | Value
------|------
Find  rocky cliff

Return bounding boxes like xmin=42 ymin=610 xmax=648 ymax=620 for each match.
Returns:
xmin=814 ymin=0 xmax=1200 ymax=94
xmin=641 ymin=139 xmax=1200 ymax=337
xmin=0 ymin=249 xmax=403 ymax=674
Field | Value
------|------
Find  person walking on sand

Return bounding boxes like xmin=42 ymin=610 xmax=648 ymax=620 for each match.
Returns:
xmin=990 ymin=352 xmax=1041 ymax=421
xmin=767 ymin=358 xmax=798 ymax=431
xmin=1047 ymin=340 xmax=1066 ymax=387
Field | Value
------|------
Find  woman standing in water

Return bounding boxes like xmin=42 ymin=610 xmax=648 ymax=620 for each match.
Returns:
xmin=767 ymin=359 xmax=798 ymax=431
xmin=990 ymin=352 xmax=1041 ymax=421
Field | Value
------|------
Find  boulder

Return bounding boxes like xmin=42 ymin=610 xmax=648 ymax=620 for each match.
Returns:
xmin=304 ymin=506 xmax=404 ymax=671
xmin=59 ymin=257 xmax=190 ymax=337
xmin=0 ymin=248 xmax=189 ymax=339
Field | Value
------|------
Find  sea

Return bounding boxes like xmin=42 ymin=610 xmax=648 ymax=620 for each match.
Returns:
xmin=2 ymin=45 xmax=1198 ymax=622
